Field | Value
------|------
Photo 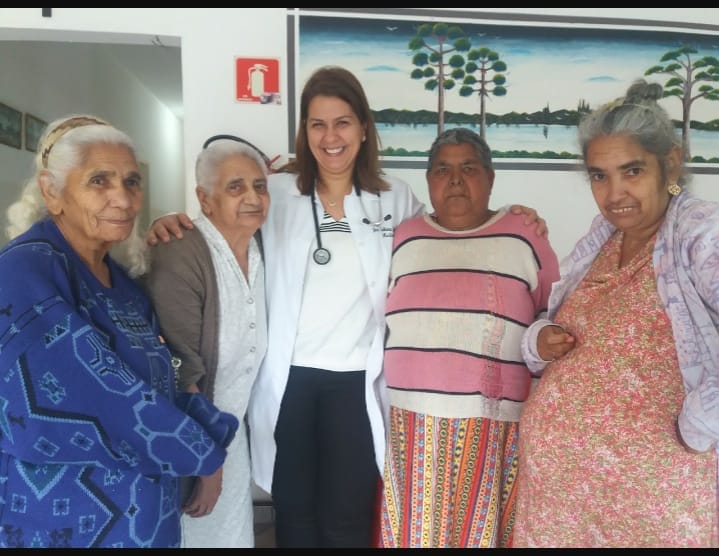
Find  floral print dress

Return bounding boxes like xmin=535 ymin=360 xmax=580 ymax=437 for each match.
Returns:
xmin=514 ymin=231 xmax=718 ymax=548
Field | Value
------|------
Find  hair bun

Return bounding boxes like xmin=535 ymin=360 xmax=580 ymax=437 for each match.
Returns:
xmin=625 ymin=79 xmax=663 ymax=105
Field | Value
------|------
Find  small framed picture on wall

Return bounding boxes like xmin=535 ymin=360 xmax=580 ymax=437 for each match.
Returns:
xmin=24 ymin=113 xmax=47 ymax=153
xmin=0 ymin=102 xmax=23 ymax=150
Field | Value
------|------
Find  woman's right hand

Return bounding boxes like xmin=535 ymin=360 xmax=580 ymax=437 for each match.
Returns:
xmin=537 ymin=324 xmax=575 ymax=362
xmin=146 ymin=213 xmax=194 ymax=246
xmin=182 ymin=466 xmax=223 ymax=518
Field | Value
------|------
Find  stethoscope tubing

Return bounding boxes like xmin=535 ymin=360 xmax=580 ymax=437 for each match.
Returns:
xmin=309 ymin=184 xmax=387 ymax=265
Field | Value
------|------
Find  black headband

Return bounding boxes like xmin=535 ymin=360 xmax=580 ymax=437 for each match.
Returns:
xmin=202 ymin=134 xmax=273 ymax=169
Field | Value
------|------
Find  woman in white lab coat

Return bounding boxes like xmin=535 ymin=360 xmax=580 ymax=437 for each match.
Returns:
xmin=249 ymin=66 xmax=424 ymax=548
xmin=250 ymin=171 xmax=423 ymax=547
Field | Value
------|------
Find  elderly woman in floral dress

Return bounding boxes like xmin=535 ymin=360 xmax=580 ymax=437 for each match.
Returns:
xmin=514 ymin=79 xmax=719 ymax=548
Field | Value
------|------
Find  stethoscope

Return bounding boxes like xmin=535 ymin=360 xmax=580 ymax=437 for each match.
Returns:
xmin=310 ymin=184 xmax=332 ymax=264
xmin=310 ymin=184 xmax=391 ymax=265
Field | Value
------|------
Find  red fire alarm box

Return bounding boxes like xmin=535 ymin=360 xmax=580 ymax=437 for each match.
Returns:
xmin=236 ymin=57 xmax=280 ymax=104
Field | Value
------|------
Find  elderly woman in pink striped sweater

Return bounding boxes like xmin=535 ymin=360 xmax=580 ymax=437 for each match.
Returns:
xmin=378 ymin=127 xmax=560 ymax=548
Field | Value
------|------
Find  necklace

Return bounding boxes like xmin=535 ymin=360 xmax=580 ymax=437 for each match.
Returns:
xmin=319 ymin=190 xmax=348 ymax=208
xmin=317 ymin=179 xmax=352 ymax=209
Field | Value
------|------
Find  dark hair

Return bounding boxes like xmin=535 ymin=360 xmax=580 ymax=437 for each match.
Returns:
xmin=427 ymin=127 xmax=494 ymax=173
xmin=578 ymin=78 xmax=687 ymax=185
xmin=284 ymin=65 xmax=389 ymax=195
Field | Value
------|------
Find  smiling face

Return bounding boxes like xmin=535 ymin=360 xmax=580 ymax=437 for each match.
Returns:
xmin=41 ymin=142 xmax=142 ymax=258
xmin=197 ymin=153 xmax=269 ymax=239
xmin=428 ymin=142 xmax=495 ymax=231
xmin=305 ymin=95 xmax=366 ymax=181
xmin=585 ymin=133 xmax=680 ymax=241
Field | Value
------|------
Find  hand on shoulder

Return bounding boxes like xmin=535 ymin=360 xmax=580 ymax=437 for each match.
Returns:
xmin=146 ymin=213 xmax=194 ymax=246
xmin=510 ymin=204 xmax=548 ymax=238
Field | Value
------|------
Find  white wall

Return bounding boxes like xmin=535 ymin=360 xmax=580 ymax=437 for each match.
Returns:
xmin=0 ymin=8 xmax=716 ymax=260
xmin=0 ymin=38 xmax=184 ymax=239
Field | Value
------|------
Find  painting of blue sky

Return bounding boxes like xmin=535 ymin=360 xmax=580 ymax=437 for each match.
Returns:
xmin=299 ymin=15 xmax=719 ymax=122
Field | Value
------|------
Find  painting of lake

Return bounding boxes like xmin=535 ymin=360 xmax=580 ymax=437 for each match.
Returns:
xmin=377 ymin=123 xmax=718 ymax=161
xmin=294 ymin=10 xmax=719 ymax=166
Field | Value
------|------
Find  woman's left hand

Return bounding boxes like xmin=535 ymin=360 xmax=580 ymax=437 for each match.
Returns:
xmin=510 ymin=205 xmax=548 ymax=238
xmin=537 ymin=324 xmax=575 ymax=362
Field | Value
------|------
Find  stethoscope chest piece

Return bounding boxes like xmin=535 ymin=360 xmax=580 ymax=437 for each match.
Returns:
xmin=310 ymin=186 xmax=333 ymax=265
xmin=313 ymin=247 xmax=331 ymax=265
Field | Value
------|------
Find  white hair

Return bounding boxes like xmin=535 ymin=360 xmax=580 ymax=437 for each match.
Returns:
xmin=5 ymin=114 xmax=149 ymax=277
xmin=195 ymin=139 xmax=269 ymax=194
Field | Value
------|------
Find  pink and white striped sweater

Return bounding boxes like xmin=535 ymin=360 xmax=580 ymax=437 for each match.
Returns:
xmin=384 ymin=209 xmax=559 ymax=421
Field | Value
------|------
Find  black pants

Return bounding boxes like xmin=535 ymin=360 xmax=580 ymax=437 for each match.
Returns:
xmin=272 ymin=365 xmax=379 ymax=548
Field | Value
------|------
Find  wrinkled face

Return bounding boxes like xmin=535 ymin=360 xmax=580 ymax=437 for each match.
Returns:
xmin=427 ymin=143 xmax=495 ymax=230
xmin=305 ymin=95 xmax=366 ymax=180
xmin=586 ymin=134 xmax=678 ymax=239
xmin=43 ymin=143 xmax=142 ymax=253
xmin=198 ymin=153 xmax=269 ymax=237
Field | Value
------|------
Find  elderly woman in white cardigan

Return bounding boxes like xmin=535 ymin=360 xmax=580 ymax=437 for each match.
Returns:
xmin=143 ymin=135 xmax=270 ymax=548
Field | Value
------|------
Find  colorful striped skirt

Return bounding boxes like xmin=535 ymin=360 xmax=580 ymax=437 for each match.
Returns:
xmin=379 ymin=406 xmax=518 ymax=548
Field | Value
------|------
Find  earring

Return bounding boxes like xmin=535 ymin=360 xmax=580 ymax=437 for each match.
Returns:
xmin=362 ymin=135 xmax=366 ymax=142
xmin=667 ymin=183 xmax=682 ymax=196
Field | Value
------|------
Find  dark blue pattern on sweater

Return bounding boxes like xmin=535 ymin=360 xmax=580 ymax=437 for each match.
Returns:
xmin=0 ymin=219 xmax=238 ymax=548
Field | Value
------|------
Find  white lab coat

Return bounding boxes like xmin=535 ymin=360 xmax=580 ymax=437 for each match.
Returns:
xmin=247 ymin=171 xmax=425 ymax=493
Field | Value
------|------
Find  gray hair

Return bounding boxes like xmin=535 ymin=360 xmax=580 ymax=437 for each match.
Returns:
xmin=195 ymin=139 xmax=269 ymax=194
xmin=427 ymin=127 xmax=493 ymax=173
xmin=5 ymin=114 xmax=148 ymax=277
xmin=578 ymin=78 xmax=687 ymax=185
